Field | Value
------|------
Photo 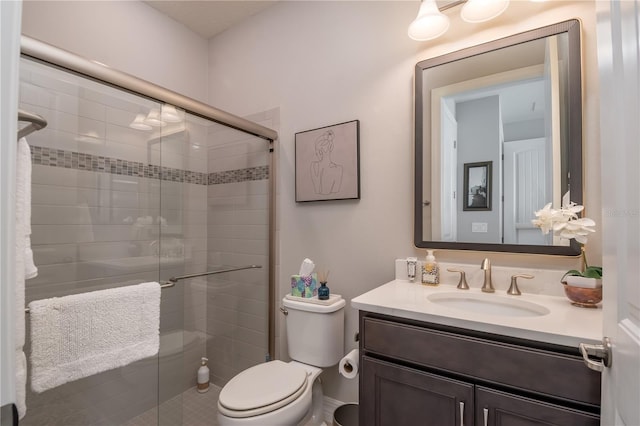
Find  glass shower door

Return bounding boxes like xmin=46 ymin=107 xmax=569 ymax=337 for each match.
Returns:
xmin=19 ymin=53 xmax=273 ymax=426
xmin=19 ymin=56 xmax=176 ymax=426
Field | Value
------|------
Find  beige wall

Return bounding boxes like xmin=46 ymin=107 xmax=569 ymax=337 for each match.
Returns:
xmin=207 ymin=1 xmax=600 ymax=402
xmin=22 ymin=1 xmax=209 ymax=103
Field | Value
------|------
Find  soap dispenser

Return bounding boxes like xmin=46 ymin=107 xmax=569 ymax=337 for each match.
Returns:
xmin=421 ymin=250 xmax=440 ymax=286
xmin=197 ymin=357 xmax=210 ymax=393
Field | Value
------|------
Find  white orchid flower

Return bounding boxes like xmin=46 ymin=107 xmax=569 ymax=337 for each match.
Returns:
xmin=532 ymin=203 xmax=559 ymax=234
xmin=532 ymin=202 xmax=595 ymax=245
xmin=557 ymin=217 xmax=596 ymax=244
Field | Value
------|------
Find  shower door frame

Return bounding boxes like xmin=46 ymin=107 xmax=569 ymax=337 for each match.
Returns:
xmin=19 ymin=35 xmax=278 ymax=361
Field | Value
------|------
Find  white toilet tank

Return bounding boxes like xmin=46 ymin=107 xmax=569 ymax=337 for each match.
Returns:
xmin=282 ymin=296 xmax=345 ymax=367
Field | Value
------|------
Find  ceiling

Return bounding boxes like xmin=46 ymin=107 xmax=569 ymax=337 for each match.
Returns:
xmin=143 ymin=0 xmax=278 ymax=39
xmin=144 ymin=1 xmax=462 ymax=40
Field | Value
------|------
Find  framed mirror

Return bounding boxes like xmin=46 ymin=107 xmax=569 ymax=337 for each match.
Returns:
xmin=414 ymin=20 xmax=582 ymax=255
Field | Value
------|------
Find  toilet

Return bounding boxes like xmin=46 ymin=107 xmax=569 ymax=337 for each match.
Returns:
xmin=217 ymin=295 xmax=346 ymax=426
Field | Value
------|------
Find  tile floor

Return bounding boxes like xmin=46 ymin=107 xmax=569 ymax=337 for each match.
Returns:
xmin=125 ymin=385 xmax=221 ymax=426
xmin=125 ymin=384 xmax=334 ymax=426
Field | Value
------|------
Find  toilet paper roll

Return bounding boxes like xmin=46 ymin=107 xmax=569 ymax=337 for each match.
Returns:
xmin=339 ymin=349 xmax=359 ymax=379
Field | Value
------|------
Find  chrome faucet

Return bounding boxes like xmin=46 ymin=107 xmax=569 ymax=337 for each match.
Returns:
xmin=480 ymin=258 xmax=495 ymax=293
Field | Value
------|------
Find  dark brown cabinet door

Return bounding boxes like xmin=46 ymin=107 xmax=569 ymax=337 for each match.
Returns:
xmin=361 ymin=356 xmax=474 ymax=426
xmin=476 ymin=387 xmax=600 ymax=426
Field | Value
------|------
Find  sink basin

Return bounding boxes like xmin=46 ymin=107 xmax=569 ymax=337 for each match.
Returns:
xmin=427 ymin=292 xmax=550 ymax=317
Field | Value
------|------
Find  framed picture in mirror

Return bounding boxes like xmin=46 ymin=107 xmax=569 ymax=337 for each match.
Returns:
xmin=463 ymin=161 xmax=491 ymax=211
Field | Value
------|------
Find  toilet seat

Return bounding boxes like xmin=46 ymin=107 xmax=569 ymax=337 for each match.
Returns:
xmin=218 ymin=360 xmax=309 ymax=418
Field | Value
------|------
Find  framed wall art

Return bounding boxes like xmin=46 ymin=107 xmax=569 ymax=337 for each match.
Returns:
xmin=295 ymin=120 xmax=360 ymax=202
xmin=463 ymin=161 xmax=492 ymax=211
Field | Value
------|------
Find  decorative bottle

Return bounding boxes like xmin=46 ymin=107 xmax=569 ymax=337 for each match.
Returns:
xmin=197 ymin=357 xmax=210 ymax=393
xmin=318 ymin=282 xmax=330 ymax=300
xmin=421 ymin=250 xmax=440 ymax=285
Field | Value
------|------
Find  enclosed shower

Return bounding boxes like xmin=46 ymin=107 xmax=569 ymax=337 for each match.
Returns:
xmin=18 ymin=37 xmax=277 ymax=426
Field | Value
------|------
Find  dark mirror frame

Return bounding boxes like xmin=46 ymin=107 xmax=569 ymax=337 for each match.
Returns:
xmin=414 ymin=20 xmax=582 ymax=255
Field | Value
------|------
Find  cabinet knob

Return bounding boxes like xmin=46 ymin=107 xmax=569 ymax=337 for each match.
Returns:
xmin=483 ymin=407 xmax=489 ymax=426
xmin=459 ymin=402 xmax=464 ymax=426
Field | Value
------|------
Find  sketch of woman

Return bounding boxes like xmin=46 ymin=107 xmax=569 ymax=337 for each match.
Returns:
xmin=310 ymin=129 xmax=343 ymax=195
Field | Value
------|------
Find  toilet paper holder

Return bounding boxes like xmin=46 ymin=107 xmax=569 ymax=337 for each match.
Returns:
xmin=339 ymin=349 xmax=360 ymax=379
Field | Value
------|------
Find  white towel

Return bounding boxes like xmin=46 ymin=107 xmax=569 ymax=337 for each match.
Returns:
xmin=15 ymin=351 xmax=27 ymax=417
xmin=18 ymin=138 xmax=37 ymax=280
xmin=28 ymin=282 xmax=161 ymax=393
xmin=15 ymin=138 xmax=32 ymax=418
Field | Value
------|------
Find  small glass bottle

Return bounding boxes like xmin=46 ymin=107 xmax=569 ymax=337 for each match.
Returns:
xmin=318 ymin=281 xmax=330 ymax=300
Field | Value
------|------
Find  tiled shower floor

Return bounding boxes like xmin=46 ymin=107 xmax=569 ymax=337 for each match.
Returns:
xmin=125 ymin=385 xmax=221 ymax=426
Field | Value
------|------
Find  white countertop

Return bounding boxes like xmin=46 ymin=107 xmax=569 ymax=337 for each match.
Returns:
xmin=351 ymin=280 xmax=603 ymax=347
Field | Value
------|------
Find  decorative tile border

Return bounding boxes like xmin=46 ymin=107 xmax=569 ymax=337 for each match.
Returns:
xmin=30 ymin=146 xmax=268 ymax=185
xmin=208 ymin=166 xmax=269 ymax=185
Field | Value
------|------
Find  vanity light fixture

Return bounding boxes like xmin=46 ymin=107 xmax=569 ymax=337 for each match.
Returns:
xmin=160 ymin=104 xmax=182 ymax=123
xmin=408 ymin=0 xmax=450 ymax=41
xmin=143 ymin=109 xmax=167 ymax=127
xmin=460 ymin=0 xmax=510 ymax=23
xmin=129 ymin=113 xmax=152 ymax=130
xmin=408 ymin=0 xmax=510 ymax=41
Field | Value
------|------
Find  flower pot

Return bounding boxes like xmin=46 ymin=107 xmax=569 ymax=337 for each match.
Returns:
xmin=563 ymin=275 xmax=602 ymax=289
xmin=561 ymin=281 xmax=602 ymax=308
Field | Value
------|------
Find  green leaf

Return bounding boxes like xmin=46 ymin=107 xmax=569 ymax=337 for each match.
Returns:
xmin=562 ymin=266 xmax=603 ymax=280
xmin=583 ymin=266 xmax=603 ymax=279
xmin=562 ymin=269 xmax=584 ymax=280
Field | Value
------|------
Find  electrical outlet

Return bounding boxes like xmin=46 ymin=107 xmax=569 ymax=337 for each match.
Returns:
xmin=472 ymin=222 xmax=488 ymax=233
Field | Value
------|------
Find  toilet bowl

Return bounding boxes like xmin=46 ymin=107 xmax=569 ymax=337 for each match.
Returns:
xmin=217 ymin=360 xmax=322 ymax=425
xmin=217 ymin=296 xmax=346 ymax=426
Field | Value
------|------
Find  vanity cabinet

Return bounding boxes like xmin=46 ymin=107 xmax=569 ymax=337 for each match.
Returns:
xmin=359 ymin=312 xmax=601 ymax=426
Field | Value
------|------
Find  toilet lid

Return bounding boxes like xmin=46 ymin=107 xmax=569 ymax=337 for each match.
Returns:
xmin=218 ymin=360 xmax=308 ymax=418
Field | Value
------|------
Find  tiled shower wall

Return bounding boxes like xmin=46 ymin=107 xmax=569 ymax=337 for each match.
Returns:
xmin=19 ymin=57 xmax=273 ymax=425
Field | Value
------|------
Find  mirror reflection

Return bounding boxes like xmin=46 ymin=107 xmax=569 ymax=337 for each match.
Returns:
xmin=415 ymin=20 xmax=582 ymax=255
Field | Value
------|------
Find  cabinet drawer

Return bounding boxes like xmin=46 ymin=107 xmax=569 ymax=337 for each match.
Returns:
xmin=362 ymin=316 xmax=601 ymax=406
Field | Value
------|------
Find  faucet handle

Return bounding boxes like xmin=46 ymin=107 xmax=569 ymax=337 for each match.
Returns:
xmin=447 ymin=268 xmax=469 ymax=290
xmin=507 ymin=274 xmax=534 ymax=296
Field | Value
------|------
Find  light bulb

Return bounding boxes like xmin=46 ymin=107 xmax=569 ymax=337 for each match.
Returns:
xmin=408 ymin=0 xmax=450 ymax=41
xmin=143 ymin=109 xmax=167 ymax=127
xmin=160 ymin=104 xmax=182 ymax=123
xmin=461 ymin=0 xmax=510 ymax=23
xmin=129 ymin=113 xmax=152 ymax=131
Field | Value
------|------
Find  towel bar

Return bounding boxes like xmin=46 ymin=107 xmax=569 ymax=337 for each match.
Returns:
xmin=161 ymin=264 xmax=262 ymax=286
xmin=24 ymin=264 xmax=262 ymax=313
xmin=18 ymin=108 xmax=47 ymax=139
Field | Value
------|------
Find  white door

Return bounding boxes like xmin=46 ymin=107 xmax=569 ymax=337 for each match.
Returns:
xmin=440 ymin=105 xmax=457 ymax=241
xmin=597 ymin=2 xmax=640 ymax=425
xmin=503 ymin=138 xmax=547 ymax=245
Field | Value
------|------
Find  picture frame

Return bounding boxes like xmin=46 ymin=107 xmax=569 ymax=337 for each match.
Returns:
xmin=295 ymin=120 xmax=360 ymax=202
xmin=463 ymin=161 xmax=492 ymax=211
